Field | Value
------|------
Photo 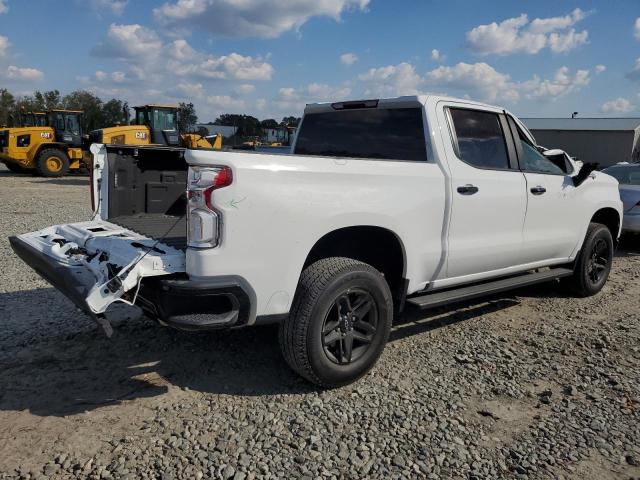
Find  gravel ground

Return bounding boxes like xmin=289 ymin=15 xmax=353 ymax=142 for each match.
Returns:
xmin=0 ymin=164 xmax=639 ymax=480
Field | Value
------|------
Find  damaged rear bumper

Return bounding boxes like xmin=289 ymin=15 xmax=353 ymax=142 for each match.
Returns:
xmin=9 ymin=220 xmax=255 ymax=331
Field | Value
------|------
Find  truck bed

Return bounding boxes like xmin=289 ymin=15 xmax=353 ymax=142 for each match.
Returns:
xmin=109 ymin=214 xmax=187 ymax=250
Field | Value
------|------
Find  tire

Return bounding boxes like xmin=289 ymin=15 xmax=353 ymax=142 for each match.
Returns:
xmin=279 ymin=257 xmax=393 ymax=387
xmin=566 ymin=222 xmax=614 ymax=297
xmin=3 ymin=161 xmax=29 ymax=174
xmin=35 ymin=148 xmax=69 ymax=177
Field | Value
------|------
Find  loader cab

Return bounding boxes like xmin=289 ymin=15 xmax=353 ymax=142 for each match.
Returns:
xmin=48 ymin=110 xmax=83 ymax=147
xmin=22 ymin=112 xmax=47 ymax=127
xmin=134 ymin=105 xmax=180 ymax=146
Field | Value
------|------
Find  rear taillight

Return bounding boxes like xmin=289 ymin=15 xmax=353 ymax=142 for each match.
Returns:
xmin=187 ymin=166 xmax=233 ymax=248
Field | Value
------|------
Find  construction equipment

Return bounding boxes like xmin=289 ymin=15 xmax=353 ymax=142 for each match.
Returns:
xmin=89 ymin=104 xmax=222 ymax=149
xmin=20 ymin=112 xmax=48 ymax=127
xmin=0 ymin=109 xmax=87 ymax=176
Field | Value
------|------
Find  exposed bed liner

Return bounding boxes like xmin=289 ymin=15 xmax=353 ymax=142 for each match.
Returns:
xmin=109 ymin=214 xmax=187 ymax=251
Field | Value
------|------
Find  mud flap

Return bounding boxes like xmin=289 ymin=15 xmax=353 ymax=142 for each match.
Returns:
xmin=9 ymin=220 xmax=186 ymax=333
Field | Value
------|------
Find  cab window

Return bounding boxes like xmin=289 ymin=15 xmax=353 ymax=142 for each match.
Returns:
xmin=66 ymin=114 xmax=80 ymax=136
xmin=153 ymin=109 xmax=176 ymax=131
xmin=448 ymin=108 xmax=510 ymax=170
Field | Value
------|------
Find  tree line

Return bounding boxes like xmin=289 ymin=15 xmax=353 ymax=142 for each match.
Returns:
xmin=0 ymin=88 xmax=132 ymax=131
xmin=0 ymin=87 xmax=301 ymax=136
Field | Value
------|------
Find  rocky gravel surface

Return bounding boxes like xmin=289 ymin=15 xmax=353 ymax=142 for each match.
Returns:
xmin=0 ymin=165 xmax=639 ymax=480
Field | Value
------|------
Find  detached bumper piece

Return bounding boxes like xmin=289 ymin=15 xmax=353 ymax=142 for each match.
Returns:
xmin=137 ymin=275 xmax=254 ymax=331
xmin=10 ymin=235 xmax=96 ymax=313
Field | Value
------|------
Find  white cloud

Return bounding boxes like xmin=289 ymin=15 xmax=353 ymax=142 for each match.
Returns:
xmin=635 ymin=17 xmax=640 ymax=40
xmin=467 ymin=9 xmax=588 ymax=55
xmin=6 ymin=65 xmax=43 ymax=81
xmin=176 ymin=82 xmax=206 ymax=99
xmin=173 ymin=52 xmax=274 ymax=81
xmin=340 ymin=52 xmax=358 ymax=65
xmin=0 ymin=0 xmax=8 ymax=14
xmin=0 ymin=35 xmax=9 ymax=57
xmin=627 ymin=57 xmax=640 ymax=82
xmin=548 ymin=28 xmax=589 ymax=53
xmin=206 ymin=95 xmax=246 ymax=110
xmin=519 ymin=66 xmax=590 ymax=100
xmin=601 ymin=97 xmax=635 ymax=114
xmin=426 ymin=62 xmax=590 ymax=103
xmin=235 ymin=84 xmax=256 ymax=95
xmin=274 ymin=82 xmax=351 ymax=111
xmin=358 ymin=62 xmax=423 ymax=96
xmin=153 ymin=0 xmax=370 ymax=38
xmin=168 ymin=39 xmax=197 ymax=61
xmin=595 ymin=64 xmax=606 ymax=74
xmin=426 ymin=62 xmax=517 ymax=102
xmin=91 ymin=24 xmax=163 ymax=59
xmin=89 ymin=0 xmax=128 ymax=15
xmin=430 ymin=49 xmax=444 ymax=61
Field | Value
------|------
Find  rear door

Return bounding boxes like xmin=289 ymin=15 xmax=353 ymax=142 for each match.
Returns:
xmin=507 ymin=117 xmax=583 ymax=262
xmin=437 ymin=102 xmax=527 ymax=280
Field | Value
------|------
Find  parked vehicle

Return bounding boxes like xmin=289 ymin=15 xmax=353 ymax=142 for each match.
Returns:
xmin=0 ymin=109 xmax=87 ymax=176
xmin=89 ymin=104 xmax=222 ymax=150
xmin=602 ymin=163 xmax=640 ymax=233
xmin=10 ymin=95 xmax=623 ymax=387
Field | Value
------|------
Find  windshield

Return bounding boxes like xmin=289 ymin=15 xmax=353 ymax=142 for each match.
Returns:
xmin=603 ymin=165 xmax=640 ymax=185
xmin=153 ymin=109 xmax=176 ymax=131
xmin=66 ymin=114 xmax=80 ymax=136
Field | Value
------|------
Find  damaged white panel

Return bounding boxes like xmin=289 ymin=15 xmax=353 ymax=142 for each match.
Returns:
xmin=17 ymin=220 xmax=185 ymax=314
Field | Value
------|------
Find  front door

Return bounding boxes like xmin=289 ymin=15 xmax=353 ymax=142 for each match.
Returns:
xmin=438 ymin=102 xmax=527 ymax=280
xmin=508 ymin=119 xmax=582 ymax=262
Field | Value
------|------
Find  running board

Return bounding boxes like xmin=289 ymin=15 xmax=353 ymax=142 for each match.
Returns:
xmin=406 ymin=268 xmax=573 ymax=310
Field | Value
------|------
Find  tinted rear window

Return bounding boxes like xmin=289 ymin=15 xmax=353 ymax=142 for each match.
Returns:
xmin=294 ymin=108 xmax=427 ymax=161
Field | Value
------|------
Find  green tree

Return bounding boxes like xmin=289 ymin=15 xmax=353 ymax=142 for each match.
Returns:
xmin=62 ymin=90 xmax=103 ymax=131
xmin=215 ymin=114 xmax=262 ymax=137
xmin=260 ymin=118 xmax=279 ymax=129
xmin=0 ymin=89 xmax=15 ymax=126
xmin=101 ymin=98 xmax=126 ymax=126
xmin=177 ymin=102 xmax=198 ymax=132
xmin=281 ymin=116 xmax=301 ymax=127
xmin=34 ymin=90 xmax=61 ymax=110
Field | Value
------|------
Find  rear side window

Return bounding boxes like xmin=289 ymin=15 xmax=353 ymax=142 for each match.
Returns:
xmin=449 ymin=108 xmax=510 ymax=170
xmin=294 ymin=108 xmax=427 ymax=161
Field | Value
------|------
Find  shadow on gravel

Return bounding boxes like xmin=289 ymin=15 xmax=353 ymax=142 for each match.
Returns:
xmin=29 ymin=178 xmax=89 ymax=186
xmin=616 ymin=234 xmax=640 ymax=257
xmin=0 ymin=288 xmax=311 ymax=417
xmin=0 ymin=275 xmax=605 ymax=417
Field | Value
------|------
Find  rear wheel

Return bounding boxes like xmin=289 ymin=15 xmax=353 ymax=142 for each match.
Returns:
xmin=279 ymin=257 xmax=393 ymax=387
xmin=567 ymin=222 xmax=614 ymax=297
xmin=3 ymin=162 xmax=29 ymax=174
xmin=36 ymin=149 xmax=69 ymax=177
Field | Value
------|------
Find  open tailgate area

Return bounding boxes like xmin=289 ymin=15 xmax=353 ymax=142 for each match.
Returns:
xmin=10 ymin=220 xmax=185 ymax=316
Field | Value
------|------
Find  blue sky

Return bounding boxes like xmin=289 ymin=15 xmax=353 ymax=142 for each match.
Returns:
xmin=0 ymin=0 xmax=639 ymax=121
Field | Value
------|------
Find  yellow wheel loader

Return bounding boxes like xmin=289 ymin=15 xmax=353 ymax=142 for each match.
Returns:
xmin=89 ymin=104 xmax=222 ymax=149
xmin=0 ymin=110 xmax=87 ymax=176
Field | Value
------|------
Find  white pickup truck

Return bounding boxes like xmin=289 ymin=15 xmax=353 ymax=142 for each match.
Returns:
xmin=10 ymin=95 xmax=623 ymax=387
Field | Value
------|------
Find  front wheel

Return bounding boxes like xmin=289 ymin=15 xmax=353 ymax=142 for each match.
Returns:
xmin=279 ymin=257 xmax=393 ymax=388
xmin=567 ymin=222 xmax=614 ymax=297
xmin=36 ymin=148 xmax=70 ymax=177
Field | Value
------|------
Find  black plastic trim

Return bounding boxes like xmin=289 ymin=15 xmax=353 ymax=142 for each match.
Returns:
xmin=137 ymin=274 xmax=256 ymax=331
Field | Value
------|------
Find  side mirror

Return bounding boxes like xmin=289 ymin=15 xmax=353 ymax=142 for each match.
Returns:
xmin=573 ymin=162 xmax=599 ymax=187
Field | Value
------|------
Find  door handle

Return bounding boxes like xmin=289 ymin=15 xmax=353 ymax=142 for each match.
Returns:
xmin=457 ymin=184 xmax=479 ymax=195
xmin=530 ymin=186 xmax=546 ymax=195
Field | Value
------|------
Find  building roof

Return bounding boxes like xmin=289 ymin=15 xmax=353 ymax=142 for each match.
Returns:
xmin=521 ymin=118 xmax=640 ymax=131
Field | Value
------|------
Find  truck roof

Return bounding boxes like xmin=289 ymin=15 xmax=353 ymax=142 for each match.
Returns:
xmin=303 ymin=95 xmax=499 ymax=114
